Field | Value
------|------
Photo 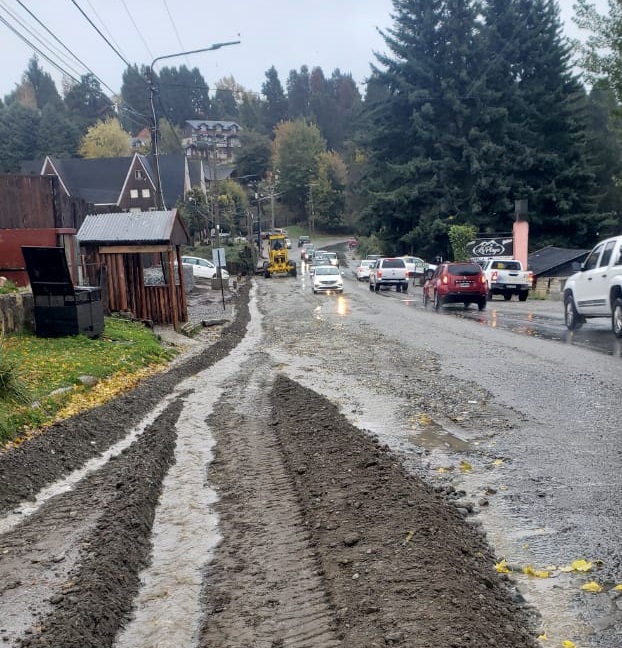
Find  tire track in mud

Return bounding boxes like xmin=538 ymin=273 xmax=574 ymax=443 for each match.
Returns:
xmin=198 ymin=364 xmax=341 ymax=648
xmin=0 ymin=399 xmax=183 ymax=648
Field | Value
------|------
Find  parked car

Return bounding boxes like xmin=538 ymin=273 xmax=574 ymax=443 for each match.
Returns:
xmin=423 ymin=262 xmax=487 ymax=310
xmin=181 ymin=256 xmax=230 ymax=280
xmin=401 ymin=256 xmax=436 ymax=284
xmin=355 ymin=259 xmax=375 ymax=281
xmin=369 ymin=257 xmax=409 ymax=293
xmin=311 ymin=265 xmax=343 ymax=294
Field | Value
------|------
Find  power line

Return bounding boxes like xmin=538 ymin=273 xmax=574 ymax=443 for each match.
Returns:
xmin=119 ymin=0 xmax=153 ymax=61
xmin=69 ymin=0 xmax=132 ymax=69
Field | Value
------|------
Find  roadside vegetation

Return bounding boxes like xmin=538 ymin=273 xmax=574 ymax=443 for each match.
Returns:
xmin=0 ymin=317 xmax=175 ymax=446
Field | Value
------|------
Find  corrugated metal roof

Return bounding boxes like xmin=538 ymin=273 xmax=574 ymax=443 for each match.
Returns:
xmin=77 ymin=210 xmax=177 ymax=244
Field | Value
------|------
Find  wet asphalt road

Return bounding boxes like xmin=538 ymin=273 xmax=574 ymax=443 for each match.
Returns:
xmin=292 ymin=249 xmax=622 ymax=646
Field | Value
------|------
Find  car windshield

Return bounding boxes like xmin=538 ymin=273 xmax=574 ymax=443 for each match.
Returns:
xmin=383 ymin=259 xmax=405 ymax=268
xmin=447 ymin=263 xmax=481 ymax=276
xmin=361 ymin=260 xmax=374 ymax=267
xmin=315 ymin=267 xmax=339 ymax=275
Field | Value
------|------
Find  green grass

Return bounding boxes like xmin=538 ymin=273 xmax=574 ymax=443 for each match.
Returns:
xmin=0 ymin=317 xmax=176 ymax=445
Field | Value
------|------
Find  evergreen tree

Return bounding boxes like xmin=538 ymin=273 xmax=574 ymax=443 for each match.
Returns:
xmin=287 ymin=66 xmax=311 ymax=119
xmin=497 ymin=0 xmax=598 ymax=246
xmin=24 ymin=56 xmax=63 ymax=110
xmin=64 ymin=73 xmax=114 ymax=132
xmin=235 ymin=130 xmax=272 ymax=181
xmin=157 ymin=66 xmax=210 ymax=127
xmin=37 ymin=104 xmax=81 ymax=158
xmin=238 ymin=92 xmax=265 ymax=132
xmin=358 ymin=0 xmax=493 ymax=259
xmin=119 ymin=65 xmax=152 ymax=133
xmin=0 ymin=102 xmax=40 ymax=172
xmin=261 ymin=66 xmax=288 ymax=134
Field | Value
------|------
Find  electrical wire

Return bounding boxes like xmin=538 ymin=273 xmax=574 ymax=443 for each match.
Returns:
xmin=119 ymin=0 xmax=154 ymax=61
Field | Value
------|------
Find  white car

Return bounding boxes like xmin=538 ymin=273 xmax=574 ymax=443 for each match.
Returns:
xmin=181 ymin=255 xmax=230 ymax=280
xmin=356 ymin=259 xmax=375 ymax=281
xmin=312 ymin=265 xmax=343 ymax=294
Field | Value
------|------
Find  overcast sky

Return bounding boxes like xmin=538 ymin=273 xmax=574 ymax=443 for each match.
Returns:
xmin=0 ymin=0 xmax=606 ymax=101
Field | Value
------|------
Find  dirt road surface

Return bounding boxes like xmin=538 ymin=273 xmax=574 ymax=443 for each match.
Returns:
xmin=0 ymin=275 xmax=568 ymax=647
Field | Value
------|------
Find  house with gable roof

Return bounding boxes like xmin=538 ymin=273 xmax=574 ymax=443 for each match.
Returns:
xmin=182 ymin=119 xmax=241 ymax=161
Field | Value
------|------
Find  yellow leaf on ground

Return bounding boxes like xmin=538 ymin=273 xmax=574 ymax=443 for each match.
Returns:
xmin=419 ymin=413 xmax=432 ymax=425
xmin=562 ymin=641 xmax=576 ymax=648
xmin=536 ymin=631 xmax=548 ymax=641
xmin=523 ymin=565 xmax=551 ymax=578
xmin=436 ymin=467 xmax=449 ymax=473
xmin=492 ymin=458 xmax=505 ymax=466
xmin=614 ymin=584 xmax=622 ymax=591
xmin=494 ymin=558 xmax=512 ymax=574
xmin=580 ymin=581 xmax=603 ymax=593
xmin=570 ymin=559 xmax=592 ymax=572
xmin=459 ymin=460 xmax=472 ymax=472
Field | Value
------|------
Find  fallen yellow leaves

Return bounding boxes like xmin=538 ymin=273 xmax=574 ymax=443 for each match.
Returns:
xmin=522 ymin=565 xmax=551 ymax=578
xmin=459 ymin=460 xmax=472 ymax=472
xmin=52 ymin=364 xmax=167 ymax=422
xmin=559 ymin=559 xmax=592 ymax=573
xmin=580 ymin=581 xmax=603 ymax=593
xmin=562 ymin=641 xmax=576 ymax=648
xmin=494 ymin=558 xmax=512 ymax=574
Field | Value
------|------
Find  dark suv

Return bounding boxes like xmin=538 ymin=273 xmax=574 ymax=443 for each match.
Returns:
xmin=423 ymin=262 xmax=487 ymax=310
xmin=298 ymin=235 xmax=311 ymax=248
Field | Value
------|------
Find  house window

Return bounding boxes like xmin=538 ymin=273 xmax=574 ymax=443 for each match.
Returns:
xmin=141 ymin=189 xmax=150 ymax=198
xmin=130 ymin=189 xmax=139 ymax=199
xmin=135 ymin=169 xmax=144 ymax=180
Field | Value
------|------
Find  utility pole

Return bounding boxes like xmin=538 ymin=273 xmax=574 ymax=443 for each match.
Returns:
xmin=308 ymin=183 xmax=318 ymax=236
xmin=147 ymin=40 xmax=240 ymax=212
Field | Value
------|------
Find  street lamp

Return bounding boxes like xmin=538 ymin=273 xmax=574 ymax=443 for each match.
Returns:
xmin=148 ymin=40 xmax=241 ymax=210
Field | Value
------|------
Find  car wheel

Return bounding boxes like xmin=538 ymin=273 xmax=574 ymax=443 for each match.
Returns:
xmin=423 ymin=292 xmax=429 ymax=308
xmin=369 ymin=282 xmax=374 ymax=292
xmin=518 ymin=290 xmax=528 ymax=302
xmin=478 ymin=298 xmax=486 ymax=311
xmin=464 ymin=302 xmax=470 ymax=309
xmin=434 ymin=291 xmax=442 ymax=311
xmin=503 ymin=293 xmax=512 ymax=301
xmin=612 ymin=297 xmax=622 ymax=338
xmin=564 ymin=293 xmax=584 ymax=330
xmin=487 ymin=289 xmax=493 ymax=300
xmin=374 ymin=282 xmax=380 ymax=292
xmin=402 ymin=283 xmax=408 ymax=294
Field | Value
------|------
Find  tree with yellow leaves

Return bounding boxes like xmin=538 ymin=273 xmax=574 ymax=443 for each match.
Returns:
xmin=78 ymin=117 xmax=132 ymax=158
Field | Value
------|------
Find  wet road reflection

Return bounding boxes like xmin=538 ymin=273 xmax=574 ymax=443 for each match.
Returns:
xmin=435 ymin=300 xmax=622 ymax=357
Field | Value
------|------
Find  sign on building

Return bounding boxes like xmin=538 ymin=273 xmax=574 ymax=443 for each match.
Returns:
xmin=467 ymin=237 xmax=513 ymax=262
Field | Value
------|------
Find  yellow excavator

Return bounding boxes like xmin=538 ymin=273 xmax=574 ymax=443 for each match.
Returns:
xmin=263 ymin=233 xmax=297 ymax=278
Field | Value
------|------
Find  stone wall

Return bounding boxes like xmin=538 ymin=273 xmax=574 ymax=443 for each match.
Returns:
xmin=0 ymin=292 xmax=34 ymax=334
xmin=532 ymin=277 xmax=566 ymax=301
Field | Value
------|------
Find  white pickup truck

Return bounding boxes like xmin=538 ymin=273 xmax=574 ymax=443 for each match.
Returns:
xmin=481 ymin=259 xmax=532 ymax=301
xmin=563 ymin=234 xmax=622 ymax=337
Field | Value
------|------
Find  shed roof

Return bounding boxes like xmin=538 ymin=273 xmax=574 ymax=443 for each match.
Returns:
xmin=528 ymin=246 xmax=589 ymax=275
xmin=77 ymin=209 xmax=190 ymax=246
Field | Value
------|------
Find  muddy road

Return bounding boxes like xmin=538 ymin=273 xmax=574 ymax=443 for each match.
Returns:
xmin=0 ymin=260 xmax=620 ymax=648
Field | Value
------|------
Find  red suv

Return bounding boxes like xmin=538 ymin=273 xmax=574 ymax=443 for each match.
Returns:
xmin=423 ymin=262 xmax=487 ymax=311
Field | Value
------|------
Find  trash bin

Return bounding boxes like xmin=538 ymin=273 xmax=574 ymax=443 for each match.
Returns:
xmin=21 ymin=246 xmax=104 ymax=338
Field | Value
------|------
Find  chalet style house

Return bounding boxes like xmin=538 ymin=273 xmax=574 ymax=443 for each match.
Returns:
xmin=181 ymin=120 xmax=242 ymax=162
xmin=21 ymin=153 xmax=235 ymax=214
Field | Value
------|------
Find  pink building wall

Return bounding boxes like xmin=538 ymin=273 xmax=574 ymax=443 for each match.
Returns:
xmin=513 ymin=220 xmax=529 ymax=268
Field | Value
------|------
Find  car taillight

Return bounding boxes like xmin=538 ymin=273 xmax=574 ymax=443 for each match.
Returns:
xmin=377 ymin=270 xmax=383 ymax=278
xmin=441 ymin=274 xmax=448 ymax=284
xmin=528 ymin=271 xmax=534 ymax=285
xmin=491 ymin=270 xmax=498 ymax=281
xmin=480 ymin=274 xmax=486 ymax=284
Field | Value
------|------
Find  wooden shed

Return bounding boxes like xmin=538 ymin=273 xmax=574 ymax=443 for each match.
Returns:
xmin=77 ymin=209 xmax=190 ymax=328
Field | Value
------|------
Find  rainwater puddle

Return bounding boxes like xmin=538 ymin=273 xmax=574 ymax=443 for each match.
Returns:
xmin=114 ymin=284 xmax=263 ymax=648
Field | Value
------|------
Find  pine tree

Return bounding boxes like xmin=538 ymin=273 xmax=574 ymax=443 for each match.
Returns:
xmin=261 ymin=67 xmax=288 ymax=134
xmin=358 ymin=0 xmax=494 ymax=259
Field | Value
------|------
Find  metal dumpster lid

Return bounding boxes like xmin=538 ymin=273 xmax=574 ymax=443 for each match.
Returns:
xmin=21 ymin=246 xmax=76 ymax=297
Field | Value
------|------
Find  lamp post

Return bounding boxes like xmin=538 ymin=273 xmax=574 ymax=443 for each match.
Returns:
xmin=148 ymin=40 xmax=240 ymax=210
